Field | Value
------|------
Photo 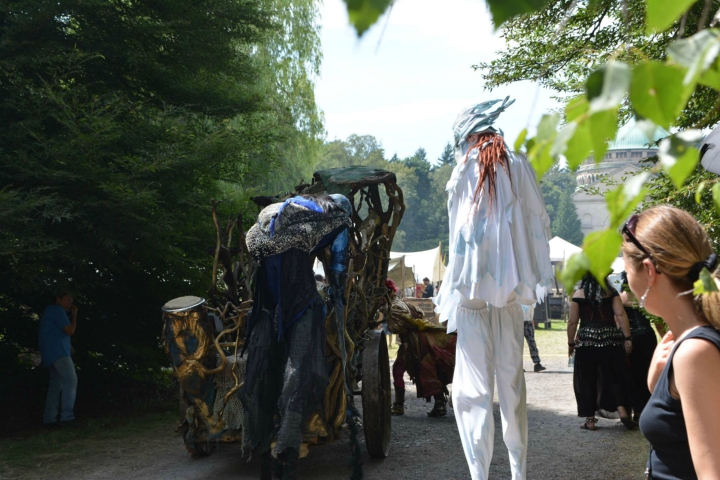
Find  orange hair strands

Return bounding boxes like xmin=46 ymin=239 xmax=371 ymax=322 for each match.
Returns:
xmin=465 ymin=132 xmax=512 ymax=212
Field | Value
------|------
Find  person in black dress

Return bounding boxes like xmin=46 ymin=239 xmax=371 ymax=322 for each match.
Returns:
xmin=622 ymin=206 xmax=720 ymax=479
xmin=618 ymin=271 xmax=658 ymax=423
xmin=567 ymin=273 xmax=635 ymax=431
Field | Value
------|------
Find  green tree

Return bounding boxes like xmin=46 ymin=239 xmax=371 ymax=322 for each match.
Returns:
xmin=475 ymin=0 xmax=720 ymax=129
xmin=317 ymin=135 xmax=387 ymax=169
xmin=552 ymin=190 xmax=584 ymax=245
xmin=338 ymin=0 xmax=720 ymax=289
xmin=0 ymin=0 xmax=323 ymax=396
xmin=540 ymin=165 xmax=578 ymax=226
xmin=438 ymin=143 xmax=454 ymax=166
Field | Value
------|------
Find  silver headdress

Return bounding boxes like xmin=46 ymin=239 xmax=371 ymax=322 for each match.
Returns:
xmin=452 ymin=96 xmax=515 ymax=155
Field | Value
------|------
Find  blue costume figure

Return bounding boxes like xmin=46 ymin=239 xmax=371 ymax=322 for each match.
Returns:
xmin=241 ymin=194 xmax=351 ymax=480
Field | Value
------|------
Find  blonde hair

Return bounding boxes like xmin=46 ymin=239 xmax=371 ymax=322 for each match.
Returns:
xmin=622 ymin=205 xmax=720 ymax=329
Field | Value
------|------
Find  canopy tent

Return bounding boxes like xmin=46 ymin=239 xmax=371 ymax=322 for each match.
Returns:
xmin=387 ymin=256 xmax=416 ymax=289
xmin=390 ymin=243 xmax=446 ymax=283
xmin=313 ymin=258 xmax=325 ymax=277
xmin=611 ymin=256 xmax=625 ymax=273
xmin=548 ymin=236 xmax=582 ymax=262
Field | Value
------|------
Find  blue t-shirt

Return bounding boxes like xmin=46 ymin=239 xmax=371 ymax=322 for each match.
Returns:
xmin=39 ymin=304 xmax=71 ymax=367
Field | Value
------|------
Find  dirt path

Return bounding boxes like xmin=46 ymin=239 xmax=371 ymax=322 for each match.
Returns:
xmin=9 ymin=351 xmax=648 ymax=480
xmin=3 ymin=327 xmax=648 ymax=479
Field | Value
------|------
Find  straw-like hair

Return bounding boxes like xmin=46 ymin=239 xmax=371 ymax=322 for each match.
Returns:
xmin=465 ymin=132 xmax=512 ymax=213
xmin=622 ymin=205 xmax=720 ymax=329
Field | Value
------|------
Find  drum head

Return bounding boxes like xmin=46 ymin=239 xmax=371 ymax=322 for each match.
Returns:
xmin=162 ymin=296 xmax=206 ymax=312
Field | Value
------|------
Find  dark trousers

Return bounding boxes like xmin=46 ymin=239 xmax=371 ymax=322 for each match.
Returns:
xmin=523 ymin=321 xmax=541 ymax=364
xmin=393 ymin=357 xmax=405 ymax=390
xmin=573 ymin=346 xmax=630 ymax=417
xmin=628 ymin=332 xmax=657 ymax=414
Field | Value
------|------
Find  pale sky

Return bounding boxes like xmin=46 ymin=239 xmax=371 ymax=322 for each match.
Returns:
xmin=315 ymin=0 xmax=561 ymax=163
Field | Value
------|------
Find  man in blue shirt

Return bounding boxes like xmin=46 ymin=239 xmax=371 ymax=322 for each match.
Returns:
xmin=39 ymin=293 xmax=78 ymax=427
xmin=422 ymin=278 xmax=435 ymax=298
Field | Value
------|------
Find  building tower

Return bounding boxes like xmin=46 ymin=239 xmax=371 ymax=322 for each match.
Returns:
xmin=572 ymin=121 xmax=668 ymax=236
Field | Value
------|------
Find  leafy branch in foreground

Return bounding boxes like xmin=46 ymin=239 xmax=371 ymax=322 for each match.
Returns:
xmin=340 ymin=0 xmax=720 ymax=294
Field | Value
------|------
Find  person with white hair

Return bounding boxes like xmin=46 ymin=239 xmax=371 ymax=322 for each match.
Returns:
xmin=434 ymin=97 xmax=553 ymax=480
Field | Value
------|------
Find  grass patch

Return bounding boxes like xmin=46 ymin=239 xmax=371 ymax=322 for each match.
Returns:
xmin=0 ymin=407 xmax=178 ymax=480
xmin=528 ymin=321 xmax=570 ymax=358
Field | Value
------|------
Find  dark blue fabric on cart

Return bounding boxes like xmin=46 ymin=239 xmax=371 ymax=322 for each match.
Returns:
xmin=239 ymin=298 xmax=328 ymax=457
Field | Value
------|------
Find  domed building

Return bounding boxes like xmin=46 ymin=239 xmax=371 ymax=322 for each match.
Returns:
xmin=572 ymin=121 xmax=668 ymax=236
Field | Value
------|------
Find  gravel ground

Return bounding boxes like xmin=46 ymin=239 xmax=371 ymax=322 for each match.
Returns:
xmin=30 ymin=359 xmax=646 ymax=480
xmin=8 ymin=326 xmax=650 ymax=479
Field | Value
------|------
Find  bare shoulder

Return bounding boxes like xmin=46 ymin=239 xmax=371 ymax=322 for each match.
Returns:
xmin=673 ymin=335 xmax=720 ymax=373
xmin=572 ymin=289 xmax=585 ymax=299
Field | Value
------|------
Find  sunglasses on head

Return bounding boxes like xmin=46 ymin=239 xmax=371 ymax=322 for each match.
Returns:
xmin=622 ymin=214 xmax=662 ymax=274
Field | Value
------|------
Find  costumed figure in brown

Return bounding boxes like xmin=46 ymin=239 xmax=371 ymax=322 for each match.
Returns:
xmin=382 ymin=279 xmax=457 ymax=417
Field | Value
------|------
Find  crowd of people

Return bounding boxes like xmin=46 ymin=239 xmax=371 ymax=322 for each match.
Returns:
xmin=36 ymin=97 xmax=720 ymax=480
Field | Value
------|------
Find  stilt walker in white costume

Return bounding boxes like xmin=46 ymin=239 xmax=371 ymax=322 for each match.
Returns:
xmin=434 ymin=97 xmax=553 ymax=480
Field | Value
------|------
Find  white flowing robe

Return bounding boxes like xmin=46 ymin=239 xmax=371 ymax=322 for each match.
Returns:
xmin=434 ymin=147 xmax=553 ymax=333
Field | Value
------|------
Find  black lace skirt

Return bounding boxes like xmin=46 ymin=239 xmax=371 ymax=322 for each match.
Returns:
xmin=573 ymin=345 xmax=634 ymax=417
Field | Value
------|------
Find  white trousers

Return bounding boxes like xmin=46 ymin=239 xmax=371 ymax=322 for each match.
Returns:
xmin=453 ymin=297 xmax=527 ymax=480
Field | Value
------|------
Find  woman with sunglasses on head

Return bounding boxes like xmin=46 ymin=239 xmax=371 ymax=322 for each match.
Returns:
xmin=568 ymin=273 xmax=636 ymax=431
xmin=622 ymin=206 xmax=720 ymax=480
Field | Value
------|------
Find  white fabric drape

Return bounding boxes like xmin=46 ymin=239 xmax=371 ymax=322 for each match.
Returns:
xmin=434 ymin=149 xmax=553 ymax=333
xmin=435 ymin=128 xmax=552 ymax=480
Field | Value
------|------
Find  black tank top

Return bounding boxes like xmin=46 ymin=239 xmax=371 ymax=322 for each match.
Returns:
xmin=639 ymin=325 xmax=720 ymax=479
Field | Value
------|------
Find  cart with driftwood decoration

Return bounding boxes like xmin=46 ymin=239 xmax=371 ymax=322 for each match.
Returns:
xmin=161 ymin=166 xmax=404 ymax=460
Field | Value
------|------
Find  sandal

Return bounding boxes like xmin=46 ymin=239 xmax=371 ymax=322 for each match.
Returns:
xmin=580 ymin=417 xmax=598 ymax=430
xmin=620 ymin=416 xmax=638 ymax=430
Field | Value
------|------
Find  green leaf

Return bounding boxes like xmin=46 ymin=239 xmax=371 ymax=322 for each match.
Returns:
xmin=646 ymin=0 xmax=697 ymax=33
xmin=604 ymin=174 xmax=650 ymax=229
xmin=565 ymin=96 xmax=589 ymax=122
xmin=667 ymin=29 xmax=720 ymax=85
xmin=514 ymin=128 xmax=528 ymax=152
xmin=536 ymin=113 xmax=560 ymax=139
xmin=527 ymin=114 xmax=560 ymax=178
xmin=528 ymin=142 xmax=555 ymax=179
xmin=583 ymin=229 xmax=623 ymax=287
xmin=486 ymin=0 xmax=553 ymax=29
xmin=588 ymin=108 xmax=618 ymax=163
xmin=630 ymin=62 xmax=689 ymax=129
xmin=693 ymin=267 xmax=719 ymax=294
xmin=560 ymin=251 xmax=590 ymax=293
xmin=699 ymin=64 xmax=720 ymax=89
xmin=658 ymin=130 xmax=703 ymax=188
xmin=712 ymin=183 xmax=720 ymax=213
xmin=587 ymin=62 xmax=631 ymax=113
xmin=696 ymin=181 xmax=707 ymax=204
xmin=552 ymin=122 xmax=575 ymax=158
xmin=564 ymin=121 xmax=592 ymax=170
xmin=342 ymin=0 xmax=394 ymax=36
xmin=636 ymin=119 xmax=663 ymax=145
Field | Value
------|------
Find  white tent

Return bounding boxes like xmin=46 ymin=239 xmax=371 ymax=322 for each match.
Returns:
xmin=313 ymin=258 xmax=325 ymax=277
xmin=548 ymin=236 xmax=583 ymax=262
xmin=611 ymin=256 xmax=625 ymax=273
xmin=390 ymin=243 xmax=446 ymax=283
xmin=387 ymin=256 xmax=416 ymax=289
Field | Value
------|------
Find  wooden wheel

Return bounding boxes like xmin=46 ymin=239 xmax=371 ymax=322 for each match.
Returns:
xmin=361 ymin=330 xmax=391 ymax=458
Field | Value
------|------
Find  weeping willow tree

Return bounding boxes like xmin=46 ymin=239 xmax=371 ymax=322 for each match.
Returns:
xmin=0 ymin=0 xmax=324 ymax=419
